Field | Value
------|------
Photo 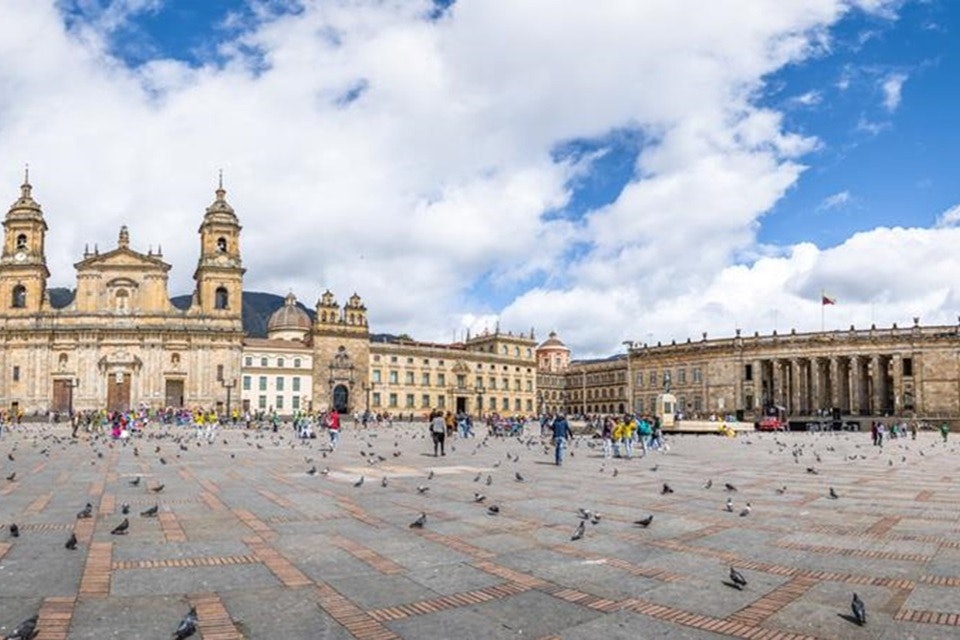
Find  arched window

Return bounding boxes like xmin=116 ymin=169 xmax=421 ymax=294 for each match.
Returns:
xmin=15 ymin=234 xmax=27 ymax=250
xmin=171 ymin=353 xmax=181 ymax=367
xmin=12 ymin=285 xmax=26 ymax=308
xmin=277 ymin=358 xmax=285 ymax=368
xmin=214 ymin=286 xmax=229 ymax=310
xmin=115 ymin=289 xmax=129 ymax=312
xmin=58 ymin=353 xmax=68 ymax=370
xmin=216 ymin=237 xmax=227 ymax=252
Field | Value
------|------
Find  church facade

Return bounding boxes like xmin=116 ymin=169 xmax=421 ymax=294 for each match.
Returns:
xmin=0 ymin=176 xmax=245 ymax=415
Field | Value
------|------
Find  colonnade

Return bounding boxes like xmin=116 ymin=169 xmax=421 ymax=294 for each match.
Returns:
xmin=750 ymin=353 xmax=906 ymax=417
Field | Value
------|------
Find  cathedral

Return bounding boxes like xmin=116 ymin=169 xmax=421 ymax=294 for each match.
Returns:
xmin=0 ymin=174 xmax=244 ymax=415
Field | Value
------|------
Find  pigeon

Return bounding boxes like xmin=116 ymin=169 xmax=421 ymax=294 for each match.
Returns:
xmin=381 ymin=476 xmax=388 ymax=487
xmin=739 ymin=502 xmax=752 ymax=517
xmin=409 ymin=512 xmax=427 ymax=528
xmin=474 ymin=492 xmax=486 ymax=503
xmin=110 ymin=518 xmax=129 ymax=535
xmin=417 ymin=485 xmax=429 ymax=494
xmin=515 ymin=472 xmax=525 ymax=482
xmin=9 ymin=523 xmax=19 ymax=538
xmin=775 ymin=486 xmax=787 ymax=495
xmin=151 ymin=484 xmax=165 ymax=493
xmin=427 ymin=470 xmax=435 ymax=480
xmin=354 ymin=476 xmax=364 ymax=488
xmin=724 ymin=483 xmax=737 ymax=492
xmin=612 ymin=468 xmax=619 ymax=477
xmin=662 ymin=483 xmax=674 ymax=494
xmin=6 ymin=472 xmax=16 ymax=481
xmin=173 ymin=606 xmax=198 ymax=639
xmin=159 ymin=457 xmax=167 ymax=465
xmin=851 ymin=593 xmax=866 ymax=626
xmin=829 ymin=487 xmax=839 ymax=499
xmin=141 ymin=505 xmax=159 ymax=517
xmin=320 ymin=467 xmax=330 ymax=475
xmin=473 ymin=473 xmax=481 ymax=482
xmin=487 ymin=505 xmax=500 ymax=515
xmin=76 ymin=503 xmax=93 ymax=519
xmin=571 ymin=520 xmax=585 ymax=541
xmin=703 ymin=479 xmax=712 ymax=489
xmin=578 ymin=508 xmax=593 ymax=519
xmin=634 ymin=514 xmax=654 ymax=527
xmin=806 ymin=467 xmax=818 ymax=475
xmin=729 ymin=566 xmax=748 ymax=590
xmin=725 ymin=498 xmax=734 ymax=512
xmin=307 ymin=465 xmax=317 ymax=476
xmin=590 ymin=513 xmax=602 ymax=525
xmin=650 ymin=464 xmax=658 ymax=472
xmin=121 ymin=503 xmax=130 ymax=515
xmin=65 ymin=533 xmax=78 ymax=550
xmin=4 ymin=614 xmax=38 ymax=639
xmin=6 ymin=453 xmax=12 ymax=461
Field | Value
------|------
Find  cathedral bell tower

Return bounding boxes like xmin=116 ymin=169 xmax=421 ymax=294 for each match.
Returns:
xmin=0 ymin=169 xmax=49 ymax=313
xmin=193 ymin=174 xmax=244 ymax=317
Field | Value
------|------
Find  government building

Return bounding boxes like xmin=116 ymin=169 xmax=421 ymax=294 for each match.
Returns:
xmin=4 ymin=176 xmax=960 ymax=424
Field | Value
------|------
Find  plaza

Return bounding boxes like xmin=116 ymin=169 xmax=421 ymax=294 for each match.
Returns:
xmin=2 ymin=422 xmax=960 ymax=639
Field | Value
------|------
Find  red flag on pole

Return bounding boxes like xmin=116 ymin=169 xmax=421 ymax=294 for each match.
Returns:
xmin=821 ymin=294 xmax=836 ymax=305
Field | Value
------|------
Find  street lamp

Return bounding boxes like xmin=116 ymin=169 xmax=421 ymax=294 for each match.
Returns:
xmin=220 ymin=377 xmax=236 ymax=418
xmin=362 ymin=381 xmax=377 ymax=414
xmin=475 ymin=384 xmax=486 ymax=417
xmin=66 ymin=378 xmax=80 ymax=416
xmin=622 ymin=340 xmax=634 ymax=415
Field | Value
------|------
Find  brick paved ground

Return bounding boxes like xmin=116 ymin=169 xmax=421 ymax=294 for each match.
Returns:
xmin=2 ymin=421 xmax=960 ymax=638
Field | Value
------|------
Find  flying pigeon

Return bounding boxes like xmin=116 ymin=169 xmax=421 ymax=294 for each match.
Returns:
xmin=662 ymin=483 xmax=674 ymax=494
xmin=4 ymin=614 xmax=38 ymax=640
xmin=729 ymin=566 xmax=748 ymax=590
xmin=76 ymin=503 xmax=93 ymax=519
xmin=173 ymin=606 xmax=198 ymax=639
xmin=829 ymin=487 xmax=839 ymax=499
xmin=851 ymin=593 xmax=866 ymax=626
xmin=353 ymin=476 xmax=364 ymax=487
xmin=65 ymin=533 xmax=78 ymax=550
xmin=9 ymin=523 xmax=20 ymax=538
xmin=141 ymin=505 xmax=159 ymax=517
xmin=634 ymin=514 xmax=654 ymax=527
xmin=110 ymin=518 xmax=130 ymax=535
xmin=409 ymin=512 xmax=427 ymax=529
xmin=724 ymin=483 xmax=737 ymax=492
xmin=571 ymin=520 xmax=586 ymax=541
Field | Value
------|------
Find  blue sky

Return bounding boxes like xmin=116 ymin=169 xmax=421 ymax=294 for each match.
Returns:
xmin=4 ymin=1 xmax=960 ymax=356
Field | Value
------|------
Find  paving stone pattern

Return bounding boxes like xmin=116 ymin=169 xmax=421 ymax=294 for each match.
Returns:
xmin=2 ymin=422 xmax=960 ymax=638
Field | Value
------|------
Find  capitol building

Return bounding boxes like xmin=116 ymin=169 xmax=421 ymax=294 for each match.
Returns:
xmin=3 ymin=177 xmax=960 ymax=425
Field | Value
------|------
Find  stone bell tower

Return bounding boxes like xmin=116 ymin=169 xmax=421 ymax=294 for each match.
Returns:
xmin=193 ymin=173 xmax=244 ymax=319
xmin=0 ymin=168 xmax=49 ymax=314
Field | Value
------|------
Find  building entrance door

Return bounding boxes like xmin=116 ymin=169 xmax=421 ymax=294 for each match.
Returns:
xmin=52 ymin=379 xmax=73 ymax=413
xmin=107 ymin=372 xmax=131 ymax=412
xmin=456 ymin=397 xmax=466 ymax=414
xmin=165 ymin=379 xmax=184 ymax=408
xmin=333 ymin=384 xmax=349 ymax=413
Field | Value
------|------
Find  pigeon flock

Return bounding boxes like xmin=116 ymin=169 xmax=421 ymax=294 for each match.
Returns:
xmin=1 ymin=417 xmax=954 ymax=636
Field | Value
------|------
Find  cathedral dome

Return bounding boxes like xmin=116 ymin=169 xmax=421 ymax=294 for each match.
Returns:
xmin=267 ymin=293 xmax=311 ymax=339
xmin=537 ymin=331 xmax=569 ymax=352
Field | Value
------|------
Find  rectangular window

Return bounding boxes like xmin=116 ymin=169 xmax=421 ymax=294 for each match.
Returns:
xmin=276 ymin=377 xmax=284 ymax=391
xmin=242 ymin=376 xmax=251 ymax=391
xmin=437 ymin=373 xmax=446 ymax=387
xmin=502 ymin=397 xmax=509 ymax=410
xmin=903 ymin=357 xmax=913 ymax=377
xmin=745 ymin=394 xmax=754 ymax=410
xmin=744 ymin=364 xmax=752 ymax=381
xmin=216 ymin=364 xmax=224 ymax=381
xmin=421 ymin=394 xmax=430 ymax=408
xmin=514 ymin=398 xmax=521 ymax=411
xmin=526 ymin=399 xmax=532 ymax=412
xmin=457 ymin=374 xmax=466 ymax=388
xmin=406 ymin=371 xmax=415 ymax=385
xmin=649 ymin=371 xmax=656 ymax=386
xmin=437 ymin=395 xmax=446 ymax=409
xmin=513 ymin=379 xmax=520 ymax=391
xmin=293 ymin=358 xmax=301 ymax=368
xmin=489 ymin=377 xmax=497 ymax=390
xmin=372 ymin=392 xmax=381 ymax=407
xmin=678 ymin=368 xmax=687 ymax=384
xmin=636 ymin=372 xmax=644 ymax=387
xmin=292 ymin=396 xmax=300 ymax=410
xmin=276 ymin=395 xmax=284 ymax=409
xmin=372 ymin=370 xmax=382 ymax=383
xmin=244 ymin=356 xmax=252 ymax=366
xmin=693 ymin=368 xmax=702 ymax=383
xmin=390 ymin=356 xmax=398 ymax=363
xmin=388 ymin=371 xmax=398 ymax=385
xmin=292 ymin=377 xmax=300 ymax=392
xmin=12 ymin=366 xmax=19 ymax=382
xmin=260 ymin=357 xmax=268 ymax=367
xmin=636 ymin=398 xmax=644 ymax=413
xmin=693 ymin=396 xmax=702 ymax=411
xmin=258 ymin=395 xmax=267 ymax=409
xmin=526 ymin=380 xmax=532 ymax=392
xmin=502 ymin=377 xmax=509 ymax=390
xmin=405 ymin=394 xmax=415 ymax=408
xmin=389 ymin=393 xmax=398 ymax=407
xmin=258 ymin=376 xmax=267 ymax=391
xmin=421 ymin=372 xmax=430 ymax=386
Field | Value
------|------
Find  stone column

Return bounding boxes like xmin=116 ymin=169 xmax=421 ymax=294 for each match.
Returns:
xmin=810 ymin=357 xmax=821 ymax=414
xmin=890 ymin=353 xmax=903 ymax=416
xmin=829 ymin=357 xmax=840 ymax=411
xmin=770 ymin=359 xmax=782 ymax=408
xmin=872 ymin=355 xmax=884 ymax=416
xmin=849 ymin=356 xmax=861 ymax=415
xmin=790 ymin=358 xmax=801 ymax=415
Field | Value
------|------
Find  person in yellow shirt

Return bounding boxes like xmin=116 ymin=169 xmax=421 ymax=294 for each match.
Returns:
xmin=623 ymin=416 xmax=637 ymax=459
xmin=612 ymin=419 xmax=625 ymax=458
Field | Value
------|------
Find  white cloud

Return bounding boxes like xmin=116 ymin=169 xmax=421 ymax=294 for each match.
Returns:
xmin=817 ymin=190 xmax=851 ymax=211
xmin=0 ymin=0 xmax=929 ymax=358
xmin=790 ymin=90 xmax=822 ymax=107
xmin=881 ymin=72 xmax=908 ymax=111
xmin=935 ymin=203 xmax=960 ymax=228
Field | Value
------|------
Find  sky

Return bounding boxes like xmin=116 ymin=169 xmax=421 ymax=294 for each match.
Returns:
xmin=2 ymin=0 xmax=960 ymax=358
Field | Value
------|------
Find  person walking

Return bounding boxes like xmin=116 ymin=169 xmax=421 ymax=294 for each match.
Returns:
xmin=940 ymin=422 xmax=949 ymax=443
xmin=552 ymin=413 xmax=572 ymax=466
xmin=430 ymin=410 xmax=446 ymax=456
